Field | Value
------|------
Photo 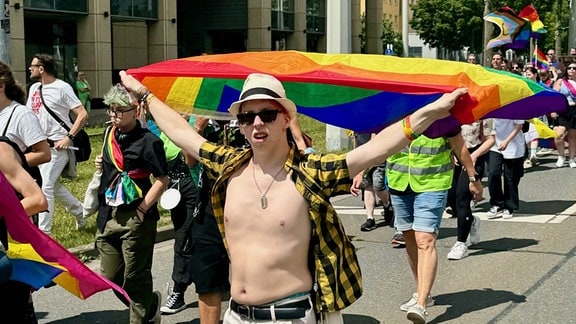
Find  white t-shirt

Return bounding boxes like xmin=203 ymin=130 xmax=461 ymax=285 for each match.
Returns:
xmin=0 ymin=101 xmax=47 ymax=152
xmin=26 ymin=79 xmax=82 ymax=141
xmin=490 ymin=118 xmax=526 ymax=159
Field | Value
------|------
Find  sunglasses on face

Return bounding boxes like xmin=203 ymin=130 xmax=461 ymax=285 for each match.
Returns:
xmin=237 ymin=109 xmax=280 ymax=125
xmin=567 ymin=66 xmax=576 ymax=71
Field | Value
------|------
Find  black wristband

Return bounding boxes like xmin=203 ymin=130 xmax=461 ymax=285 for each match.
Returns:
xmin=67 ymin=133 xmax=75 ymax=140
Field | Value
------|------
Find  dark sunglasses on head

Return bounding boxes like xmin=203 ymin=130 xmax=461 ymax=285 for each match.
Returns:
xmin=237 ymin=109 xmax=280 ymax=125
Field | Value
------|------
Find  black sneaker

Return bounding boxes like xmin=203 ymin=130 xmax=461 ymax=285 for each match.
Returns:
xmin=360 ymin=218 xmax=377 ymax=232
xmin=381 ymin=205 xmax=394 ymax=227
xmin=391 ymin=233 xmax=406 ymax=245
xmin=26 ymin=301 xmax=38 ymax=324
xmin=160 ymin=290 xmax=186 ymax=314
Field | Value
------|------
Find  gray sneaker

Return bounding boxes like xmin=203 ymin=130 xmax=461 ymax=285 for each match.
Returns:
xmin=400 ymin=292 xmax=434 ymax=311
xmin=469 ymin=216 xmax=480 ymax=245
xmin=407 ymin=304 xmax=428 ymax=324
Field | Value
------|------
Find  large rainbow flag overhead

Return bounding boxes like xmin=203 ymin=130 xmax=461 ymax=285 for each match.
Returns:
xmin=0 ymin=173 xmax=130 ymax=302
xmin=127 ymin=51 xmax=567 ymax=137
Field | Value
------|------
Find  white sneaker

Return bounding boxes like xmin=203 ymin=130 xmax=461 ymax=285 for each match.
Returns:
xmin=556 ymin=156 xmax=565 ymax=168
xmin=570 ymin=159 xmax=576 ymax=168
xmin=75 ymin=214 xmax=86 ymax=230
xmin=447 ymin=241 xmax=469 ymax=260
xmin=487 ymin=206 xmax=501 ymax=219
xmin=502 ymin=209 xmax=513 ymax=219
xmin=523 ymin=160 xmax=533 ymax=169
xmin=400 ymin=293 xmax=434 ymax=312
xmin=530 ymin=155 xmax=538 ymax=166
xmin=407 ymin=304 xmax=428 ymax=324
xmin=469 ymin=216 xmax=480 ymax=245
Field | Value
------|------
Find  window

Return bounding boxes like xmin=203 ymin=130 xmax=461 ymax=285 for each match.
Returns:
xmin=24 ymin=0 xmax=87 ymax=13
xmin=111 ymin=0 xmax=157 ymax=20
xmin=408 ymin=46 xmax=422 ymax=58
xmin=306 ymin=0 xmax=325 ymax=34
xmin=271 ymin=0 xmax=294 ymax=31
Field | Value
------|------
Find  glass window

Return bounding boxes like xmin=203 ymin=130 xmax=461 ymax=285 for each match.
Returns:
xmin=24 ymin=0 xmax=87 ymax=13
xmin=271 ymin=0 xmax=294 ymax=31
xmin=408 ymin=46 xmax=422 ymax=58
xmin=306 ymin=0 xmax=325 ymax=34
xmin=111 ymin=0 xmax=157 ymax=20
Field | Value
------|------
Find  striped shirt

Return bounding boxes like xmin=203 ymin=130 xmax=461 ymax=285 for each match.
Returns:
xmin=199 ymin=141 xmax=362 ymax=313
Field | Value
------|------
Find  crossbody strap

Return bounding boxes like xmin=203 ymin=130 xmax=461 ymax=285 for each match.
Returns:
xmin=39 ymin=85 xmax=71 ymax=132
xmin=2 ymin=104 xmax=17 ymax=137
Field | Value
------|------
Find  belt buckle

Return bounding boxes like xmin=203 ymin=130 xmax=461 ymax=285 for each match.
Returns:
xmin=237 ymin=305 xmax=254 ymax=320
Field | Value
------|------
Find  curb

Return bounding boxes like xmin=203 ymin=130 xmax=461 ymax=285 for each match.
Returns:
xmin=68 ymin=224 xmax=175 ymax=258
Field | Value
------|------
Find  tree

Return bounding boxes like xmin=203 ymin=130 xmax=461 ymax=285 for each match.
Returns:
xmin=410 ymin=0 xmax=561 ymax=54
xmin=382 ymin=19 xmax=404 ymax=57
xmin=410 ymin=0 xmax=485 ymax=52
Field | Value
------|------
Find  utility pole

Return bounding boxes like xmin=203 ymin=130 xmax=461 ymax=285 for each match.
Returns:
xmin=402 ymin=0 xmax=408 ymax=56
xmin=482 ymin=0 xmax=493 ymax=67
xmin=571 ymin=0 xmax=576 ymax=50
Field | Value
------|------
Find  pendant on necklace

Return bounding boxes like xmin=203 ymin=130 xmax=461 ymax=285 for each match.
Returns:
xmin=260 ymin=196 xmax=268 ymax=209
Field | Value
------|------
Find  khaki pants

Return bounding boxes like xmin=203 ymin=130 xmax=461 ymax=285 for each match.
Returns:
xmin=96 ymin=206 xmax=158 ymax=323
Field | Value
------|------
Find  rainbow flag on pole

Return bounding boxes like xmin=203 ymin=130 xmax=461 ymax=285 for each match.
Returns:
xmin=533 ymin=47 xmax=549 ymax=70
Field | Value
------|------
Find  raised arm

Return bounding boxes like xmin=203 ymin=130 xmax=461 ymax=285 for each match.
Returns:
xmin=0 ymin=143 xmax=47 ymax=216
xmin=346 ymin=88 xmax=468 ymax=177
xmin=119 ymin=71 xmax=207 ymax=161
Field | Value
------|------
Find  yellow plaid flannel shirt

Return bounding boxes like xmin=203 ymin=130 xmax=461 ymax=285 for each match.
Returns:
xmin=199 ymin=141 xmax=363 ymax=313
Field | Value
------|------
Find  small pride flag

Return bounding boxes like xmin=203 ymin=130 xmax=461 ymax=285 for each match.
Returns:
xmin=533 ymin=47 xmax=549 ymax=70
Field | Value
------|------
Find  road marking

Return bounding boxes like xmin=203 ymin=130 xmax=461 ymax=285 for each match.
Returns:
xmin=333 ymin=206 xmax=575 ymax=224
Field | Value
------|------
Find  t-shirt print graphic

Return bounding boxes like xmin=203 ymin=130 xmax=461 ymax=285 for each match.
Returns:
xmin=30 ymin=90 xmax=42 ymax=114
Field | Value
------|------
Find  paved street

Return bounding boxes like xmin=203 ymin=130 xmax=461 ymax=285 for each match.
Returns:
xmin=36 ymin=150 xmax=576 ymax=323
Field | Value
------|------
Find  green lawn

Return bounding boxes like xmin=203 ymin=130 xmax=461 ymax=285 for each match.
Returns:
xmin=51 ymin=114 xmax=347 ymax=249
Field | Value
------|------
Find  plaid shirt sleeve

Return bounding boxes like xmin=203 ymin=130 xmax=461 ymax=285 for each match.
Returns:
xmin=289 ymin=150 xmax=362 ymax=314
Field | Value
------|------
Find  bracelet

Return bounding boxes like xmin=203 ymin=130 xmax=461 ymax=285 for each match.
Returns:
xmin=67 ymin=133 xmax=75 ymax=140
xmin=137 ymin=206 xmax=147 ymax=214
xmin=139 ymin=91 xmax=152 ymax=104
xmin=146 ymin=93 xmax=156 ymax=105
xmin=136 ymin=86 xmax=148 ymax=99
xmin=402 ymin=115 xmax=421 ymax=141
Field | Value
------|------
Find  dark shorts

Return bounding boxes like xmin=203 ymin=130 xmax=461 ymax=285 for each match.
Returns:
xmin=190 ymin=204 xmax=230 ymax=294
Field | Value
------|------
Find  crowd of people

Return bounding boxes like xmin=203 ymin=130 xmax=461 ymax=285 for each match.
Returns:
xmin=0 ymin=47 xmax=573 ymax=324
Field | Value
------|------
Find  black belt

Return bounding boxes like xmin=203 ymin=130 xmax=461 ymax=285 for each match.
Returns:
xmin=230 ymin=298 xmax=310 ymax=320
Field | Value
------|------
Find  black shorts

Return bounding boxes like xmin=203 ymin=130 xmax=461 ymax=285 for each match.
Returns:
xmin=190 ymin=204 xmax=230 ymax=294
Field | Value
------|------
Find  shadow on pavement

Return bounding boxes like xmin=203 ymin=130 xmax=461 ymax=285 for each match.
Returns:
xmin=469 ymin=237 xmax=539 ymax=256
xmin=37 ymin=310 xmax=128 ymax=323
xmin=343 ymin=313 xmax=380 ymax=323
xmin=429 ymin=288 xmax=526 ymax=323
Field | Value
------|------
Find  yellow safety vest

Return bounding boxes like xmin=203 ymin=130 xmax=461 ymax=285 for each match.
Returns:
xmin=386 ymin=135 xmax=453 ymax=192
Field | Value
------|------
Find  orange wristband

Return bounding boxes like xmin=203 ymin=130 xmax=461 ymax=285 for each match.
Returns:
xmin=402 ymin=115 xmax=420 ymax=141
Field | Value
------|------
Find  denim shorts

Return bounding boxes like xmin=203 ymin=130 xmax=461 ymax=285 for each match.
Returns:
xmin=391 ymin=190 xmax=447 ymax=234
xmin=362 ymin=165 xmax=387 ymax=191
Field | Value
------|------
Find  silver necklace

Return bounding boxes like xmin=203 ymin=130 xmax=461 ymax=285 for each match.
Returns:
xmin=252 ymin=162 xmax=285 ymax=209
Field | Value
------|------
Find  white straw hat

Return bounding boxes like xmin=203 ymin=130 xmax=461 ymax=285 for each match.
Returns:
xmin=228 ymin=73 xmax=296 ymax=119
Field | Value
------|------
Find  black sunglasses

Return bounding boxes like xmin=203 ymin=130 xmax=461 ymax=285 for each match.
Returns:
xmin=237 ymin=109 xmax=280 ymax=125
xmin=568 ymin=66 xmax=576 ymax=71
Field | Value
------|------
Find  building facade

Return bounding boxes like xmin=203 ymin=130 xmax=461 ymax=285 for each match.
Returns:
xmin=5 ymin=0 xmax=432 ymax=103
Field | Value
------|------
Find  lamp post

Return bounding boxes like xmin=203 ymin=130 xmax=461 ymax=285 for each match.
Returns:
xmin=482 ymin=0 xmax=493 ymax=67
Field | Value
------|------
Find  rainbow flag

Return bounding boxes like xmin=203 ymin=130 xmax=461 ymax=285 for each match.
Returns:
xmin=533 ymin=47 xmax=549 ymax=70
xmin=0 ymin=173 xmax=130 ymax=301
xmin=127 ymin=51 xmax=568 ymax=138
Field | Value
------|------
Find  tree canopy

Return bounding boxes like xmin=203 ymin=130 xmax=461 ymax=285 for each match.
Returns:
xmin=410 ymin=0 xmax=566 ymax=55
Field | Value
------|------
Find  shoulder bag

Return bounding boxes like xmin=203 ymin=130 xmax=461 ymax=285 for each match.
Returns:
xmin=39 ymin=85 xmax=92 ymax=162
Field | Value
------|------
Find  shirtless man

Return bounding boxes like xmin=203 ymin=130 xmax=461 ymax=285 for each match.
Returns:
xmin=120 ymin=71 xmax=472 ymax=323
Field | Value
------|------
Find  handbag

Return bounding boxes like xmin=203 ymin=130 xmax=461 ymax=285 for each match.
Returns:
xmin=39 ymin=85 xmax=92 ymax=162
xmin=61 ymin=149 xmax=77 ymax=178
xmin=82 ymin=126 xmax=111 ymax=217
